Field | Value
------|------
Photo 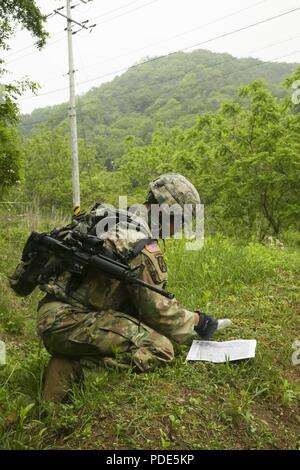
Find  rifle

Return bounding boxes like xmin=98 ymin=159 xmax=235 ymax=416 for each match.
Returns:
xmin=20 ymin=231 xmax=174 ymax=300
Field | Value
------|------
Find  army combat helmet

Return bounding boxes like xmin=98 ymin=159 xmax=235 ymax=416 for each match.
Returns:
xmin=148 ymin=173 xmax=200 ymax=209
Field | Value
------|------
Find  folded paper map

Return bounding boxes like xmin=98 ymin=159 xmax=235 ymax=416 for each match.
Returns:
xmin=186 ymin=339 xmax=257 ymax=363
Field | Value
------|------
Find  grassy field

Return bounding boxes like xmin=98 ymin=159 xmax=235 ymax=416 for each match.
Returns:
xmin=0 ymin=208 xmax=299 ymax=450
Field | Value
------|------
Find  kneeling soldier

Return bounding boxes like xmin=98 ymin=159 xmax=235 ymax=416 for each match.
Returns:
xmin=10 ymin=174 xmax=218 ymax=402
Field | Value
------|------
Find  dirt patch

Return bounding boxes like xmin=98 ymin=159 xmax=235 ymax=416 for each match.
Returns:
xmin=284 ymin=366 xmax=300 ymax=385
xmin=251 ymin=401 xmax=300 ymax=449
xmin=292 ymin=303 xmax=300 ymax=315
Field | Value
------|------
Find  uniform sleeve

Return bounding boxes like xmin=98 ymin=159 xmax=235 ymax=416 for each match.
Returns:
xmin=127 ymin=246 xmax=196 ymax=344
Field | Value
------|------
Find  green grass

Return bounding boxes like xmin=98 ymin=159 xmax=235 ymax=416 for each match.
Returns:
xmin=0 ymin=210 xmax=299 ymax=450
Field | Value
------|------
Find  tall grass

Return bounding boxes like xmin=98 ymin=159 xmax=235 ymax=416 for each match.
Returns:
xmin=0 ymin=209 xmax=299 ymax=449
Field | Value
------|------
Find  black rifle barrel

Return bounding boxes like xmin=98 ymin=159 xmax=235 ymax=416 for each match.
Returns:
xmin=34 ymin=233 xmax=174 ymax=300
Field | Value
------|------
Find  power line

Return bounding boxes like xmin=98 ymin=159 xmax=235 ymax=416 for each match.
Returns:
xmin=3 ymin=0 xmax=156 ymax=63
xmin=20 ymin=40 xmax=300 ymax=130
xmin=1 ymin=0 xmax=273 ymax=67
xmin=78 ymin=0 xmax=93 ymax=5
xmin=52 ymin=0 xmax=160 ymax=35
xmin=3 ymin=4 xmax=73 ymax=60
xmin=91 ymin=0 xmax=159 ymax=25
xmin=25 ymin=0 xmax=276 ymax=79
xmin=20 ymin=4 xmax=300 ymax=101
xmin=65 ymin=0 xmax=272 ymax=76
xmin=179 ymin=5 xmax=300 ymax=54
xmin=70 ymin=0 xmax=160 ymax=35
xmin=64 ymin=0 xmax=158 ymax=214
xmin=70 ymin=49 xmax=300 ymax=92
xmin=137 ymin=0 xmax=271 ymax=48
xmin=54 ymin=7 xmax=89 ymax=29
xmin=19 ymin=47 xmax=300 ymax=138
xmin=4 ymin=30 xmax=65 ymax=60
xmin=5 ymin=34 xmax=67 ymax=64
xmin=10 ymin=0 xmax=275 ymax=87
xmin=127 ymin=4 xmax=300 ymax=71
xmin=72 ymin=48 xmax=300 ymax=128
xmin=37 ymin=31 xmax=300 ymax=96
xmin=4 ymin=5 xmax=88 ymax=63
xmin=75 ymin=0 xmax=93 ymax=15
xmin=87 ymin=0 xmax=144 ymax=20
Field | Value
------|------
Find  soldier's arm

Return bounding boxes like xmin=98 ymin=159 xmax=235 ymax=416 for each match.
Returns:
xmin=128 ymin=243 xmax=197 ymax=344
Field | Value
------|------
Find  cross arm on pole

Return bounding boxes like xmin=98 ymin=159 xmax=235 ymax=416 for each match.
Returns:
xmin=54 ymin=8 xmax=89 ymax=29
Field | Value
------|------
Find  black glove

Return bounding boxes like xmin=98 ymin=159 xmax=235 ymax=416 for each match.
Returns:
xmin=194 ymin=312 xmax=218 ymax=340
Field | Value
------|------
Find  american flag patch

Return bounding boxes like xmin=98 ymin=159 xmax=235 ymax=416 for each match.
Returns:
xmin=145 ymin=243 xmax=161 ymax=254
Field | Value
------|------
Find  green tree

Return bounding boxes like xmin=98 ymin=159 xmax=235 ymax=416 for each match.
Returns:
xmin=0 ymin=0 xmax=47 ymax=51
xmin=188 ymin=81 xmax=300 ymax=237
xmin=0 ymin=1 xmax=48 ymax=197
xmin=116 ymin=79 xmax=300 ymax=238
xmin=0 ymin=125 xmax=23 ymax=198
xmin=0 ymin=0 xmax=48 ymax=122
xmin=23 ymin=125 xmax=109 ymax=210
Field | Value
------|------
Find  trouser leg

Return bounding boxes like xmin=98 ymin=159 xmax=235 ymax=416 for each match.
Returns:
xmin=41 ymin=308 xmax=175 ymax=372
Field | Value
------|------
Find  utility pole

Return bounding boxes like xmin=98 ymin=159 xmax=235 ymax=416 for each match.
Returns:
xmin=66 ymin=0 xmax=80 ymax=216
xmin=53 ymin=2 xmax=95 ymax=214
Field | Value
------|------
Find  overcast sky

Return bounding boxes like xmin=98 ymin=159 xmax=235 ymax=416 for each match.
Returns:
xmin=3 ymin=0 xmax=300 ymax=114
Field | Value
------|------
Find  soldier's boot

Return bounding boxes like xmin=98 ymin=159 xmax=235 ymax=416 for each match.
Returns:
xmin=43 ymin=356 xmax=84 ymax=403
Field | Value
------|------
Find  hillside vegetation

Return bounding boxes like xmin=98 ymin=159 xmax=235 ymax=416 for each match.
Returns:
xmin=21 ymin=49 xmax=297 ymax=167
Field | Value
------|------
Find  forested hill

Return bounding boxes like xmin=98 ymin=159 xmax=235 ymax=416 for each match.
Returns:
xmin=21 ymin=48 xmax=297 ymax=167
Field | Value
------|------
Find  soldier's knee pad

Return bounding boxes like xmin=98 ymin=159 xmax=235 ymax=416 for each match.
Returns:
xmin=159 ymin=336 xmax=175 ymax=362
xmin=148 ymin=331 xmax=175 ymax=362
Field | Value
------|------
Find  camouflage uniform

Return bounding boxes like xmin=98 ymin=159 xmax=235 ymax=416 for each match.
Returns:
xmin=36 ymin=205 xmax=196 ymax=372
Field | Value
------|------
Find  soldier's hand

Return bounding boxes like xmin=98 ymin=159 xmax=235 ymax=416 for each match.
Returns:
xmin=194 ymin=312 xmax=218 ymax=340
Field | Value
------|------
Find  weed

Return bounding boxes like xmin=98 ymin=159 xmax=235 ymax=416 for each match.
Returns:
xmin=0 ymin=211 xmax=299 ymax=449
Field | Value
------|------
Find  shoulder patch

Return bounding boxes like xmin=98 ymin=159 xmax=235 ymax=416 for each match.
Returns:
xmin=156 ymin=254 xmax=167 ymax=273
xmin=141 ymin=245 xmax=168 ymax=285
xmin=144 ymin=242 xmax=161 ymax=254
